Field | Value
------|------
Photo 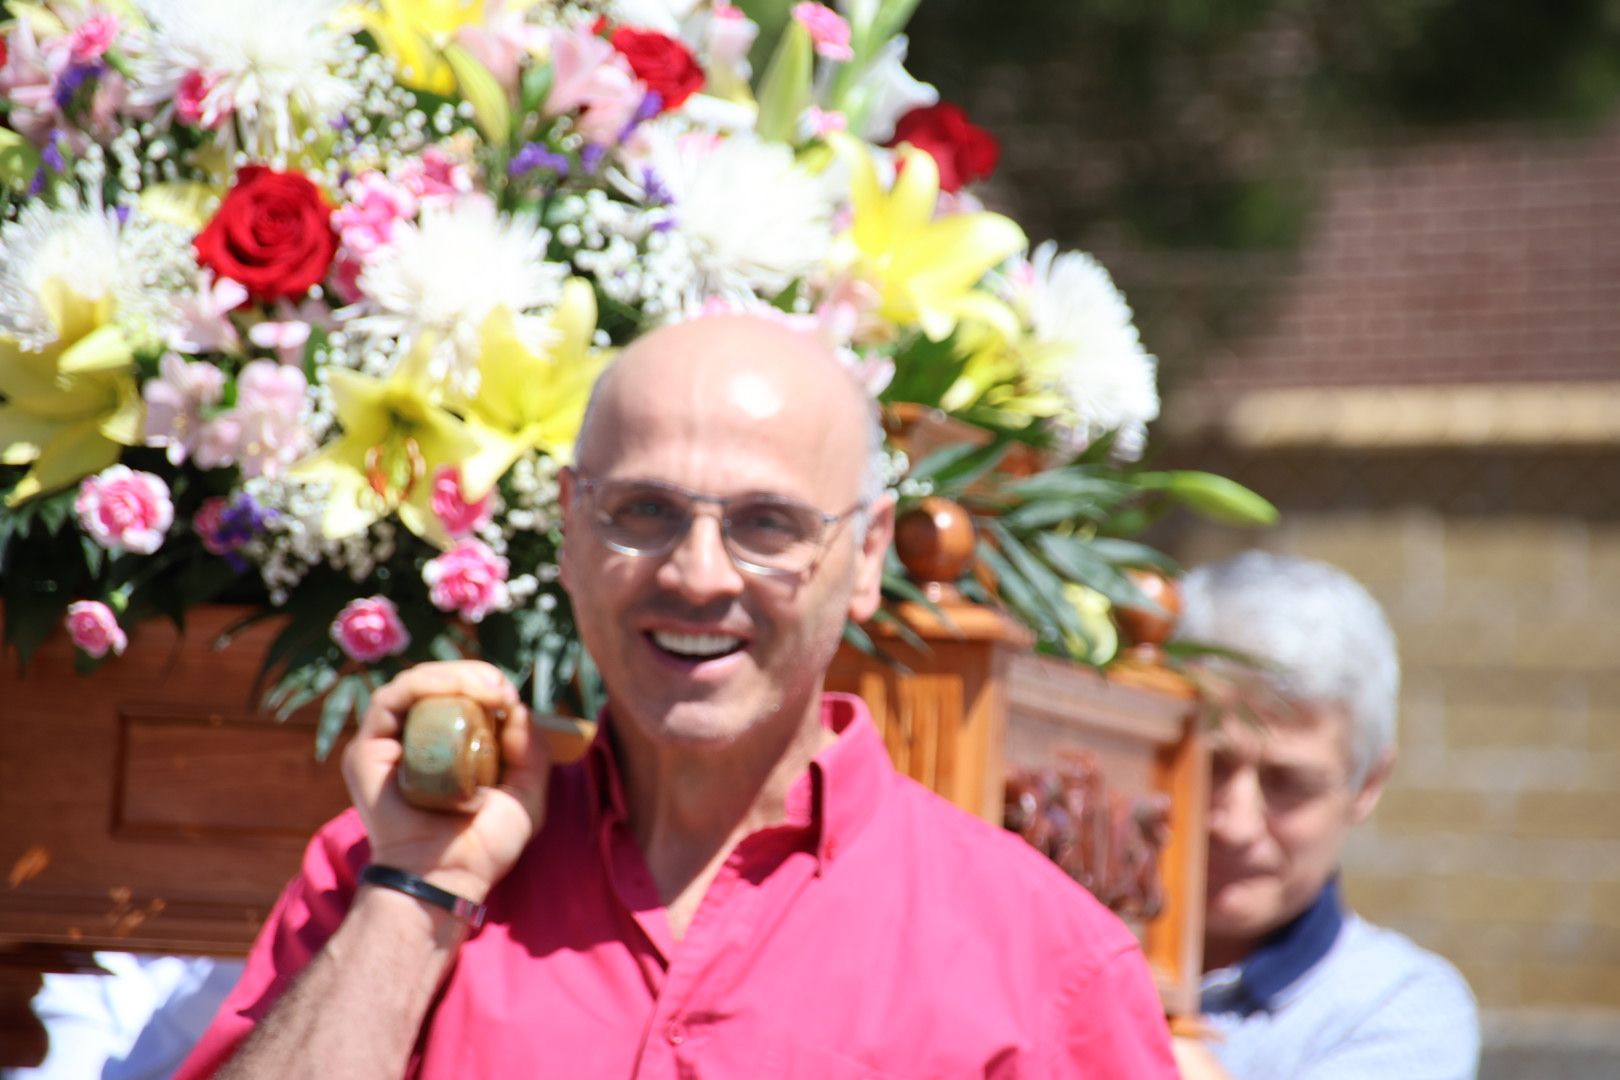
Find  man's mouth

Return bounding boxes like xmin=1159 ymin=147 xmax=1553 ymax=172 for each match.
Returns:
xmin=648 ymin=630 xmax=747 ymax=660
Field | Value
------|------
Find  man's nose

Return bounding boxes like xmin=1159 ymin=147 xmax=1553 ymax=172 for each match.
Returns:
xmin=657 ymin=508 xmax=747 ymax=602
xmin=1209 ymin=767 xmax=1267 ymax=850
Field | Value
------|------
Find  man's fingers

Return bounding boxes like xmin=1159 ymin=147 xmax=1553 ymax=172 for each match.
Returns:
xmin=363 ymin=661 xmax=519 ymax=739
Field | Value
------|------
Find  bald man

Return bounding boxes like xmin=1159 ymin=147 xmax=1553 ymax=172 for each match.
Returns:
xmin=179 ymin=316 xmax=1176 ymax=1078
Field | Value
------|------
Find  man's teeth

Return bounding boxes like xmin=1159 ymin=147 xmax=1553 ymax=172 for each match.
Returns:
xmin=652 ymin=631 xmax=744 ymax=659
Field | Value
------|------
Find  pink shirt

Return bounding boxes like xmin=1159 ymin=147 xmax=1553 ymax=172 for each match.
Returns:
xmin=178 ymin=694 xmax=1176 ymax=1077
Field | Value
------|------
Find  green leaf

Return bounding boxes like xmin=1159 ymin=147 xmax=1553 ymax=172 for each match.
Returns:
xmin=870 ymin=0 xmax=926 ymax=44
xmin=315 ymin=675 xmax=361 ymax=761
xmin=1032 ymin=532 xmax=1159 ymax=612
xmin=882 ymin=332 xmax=972 ymax=407
xmin=1003 ymin=469 xmax=1136 ymax=504
xmin=974 ymin=537 xmax=1057 ymax=642
xmin=1085 ymin=537 xmax=1182 ymax=575
xmin=905 ymin=439 xmax=1009 ymax=494
xmin=444 ymin=43 xmax=513 ymax=146
xmin=1145 ymin=470 xmax=1279 ymax=526
xmin=982 ymin=521 xmax=1089 ymax=647
xmin=755 ymin=20 xmax=814 ymax=142
xmin=0 ymin=128 xmax=41 ymax=191
xmin=1000 ymin=496 xmax=1108 ymax=532
xmin=520 ymin=62 xmax=555 ymax=118
xmin=867 ymin=607 xmax=928 ymax=657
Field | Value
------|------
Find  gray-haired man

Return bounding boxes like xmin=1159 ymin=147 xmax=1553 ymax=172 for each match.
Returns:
xmin=1171 ymin=551 xmax=1479 ymax=1080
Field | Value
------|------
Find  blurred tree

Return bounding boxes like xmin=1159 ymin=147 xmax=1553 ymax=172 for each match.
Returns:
xmin=903 ymin=0 xmax=1620 ymax=384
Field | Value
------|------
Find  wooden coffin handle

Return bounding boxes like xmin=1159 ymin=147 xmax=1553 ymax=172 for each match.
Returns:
xmin=398 ymin=696 xmax=598 ymax=812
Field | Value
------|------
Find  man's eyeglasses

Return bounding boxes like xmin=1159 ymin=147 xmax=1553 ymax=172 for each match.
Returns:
xmin=574 ymin=476 xmax=868 ymax=577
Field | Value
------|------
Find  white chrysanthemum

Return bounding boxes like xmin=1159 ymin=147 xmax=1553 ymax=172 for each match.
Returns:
xmin=129 ymin=0 xmax=357 ymax=157
xmin=351 ymin=197 xmax=565 ymax=391
xmin=637 ymin=128 xmax=834 ymax=308
xmin=1024 ymin=242 xmax=1160 ymax=459
xmin=0 ymin=199 xmax=190 ymax=351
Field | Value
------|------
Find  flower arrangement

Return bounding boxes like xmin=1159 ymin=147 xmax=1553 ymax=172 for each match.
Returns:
xmin=0 ymin=0 xmax=1273 ymax=755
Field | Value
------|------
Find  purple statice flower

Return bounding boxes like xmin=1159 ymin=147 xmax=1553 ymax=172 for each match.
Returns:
xmin=113 ymin=204 xmax=131 ymax=225
xmin=508 ymin=143 xmax=570 ymax=179
xmin=27 ymin=168 xmax=47 ymax=197
xmin=617 ymin=91 xmax=663 ymax=144
xmin=195 ymin=493 xmax=276 ymax=572
xmin=52 ymin=61 xmax=102 ymax=110
xmin=640 ymin=166 xmax=674 ymax=207
xmin=580 ymin=143 xmax=607 ymax=175
xmin=40 ymin=132 xmax=66 ymax=173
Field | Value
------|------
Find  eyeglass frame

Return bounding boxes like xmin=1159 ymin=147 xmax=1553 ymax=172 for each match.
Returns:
xmin=569 ymin=473 xmax=872 ymax=579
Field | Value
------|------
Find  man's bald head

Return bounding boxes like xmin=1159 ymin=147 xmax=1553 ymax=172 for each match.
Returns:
xmin=575 ymin=314 xmax=886 ymax=510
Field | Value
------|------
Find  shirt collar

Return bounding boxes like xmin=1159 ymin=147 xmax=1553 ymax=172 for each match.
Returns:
xmin=583 ymin=692 xmax=890 ymax=868
xmin=1204 ymin=877 xmax=1347 ymax=1014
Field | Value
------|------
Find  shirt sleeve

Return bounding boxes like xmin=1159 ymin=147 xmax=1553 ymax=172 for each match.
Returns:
xmin=1299 ymin=960 xmax=1480 ymax=1080
xmin=1047 ymin=941 xmax=1180 ymax=1078
xmin=171 ymin=811 xmax=369 ymax=1080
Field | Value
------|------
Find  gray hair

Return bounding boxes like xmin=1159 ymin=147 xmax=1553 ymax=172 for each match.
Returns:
xmin=1176 ymin=551 xmax=1399 ymax=787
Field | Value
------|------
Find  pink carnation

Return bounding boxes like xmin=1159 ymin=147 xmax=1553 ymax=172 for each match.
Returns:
xmin=175 ymin=69 xmax=232 ymax=128
xmin=423 ymin=540 xmax=510 ymax=623
xmin=68 ymin=13 xmax=119 ymax=63
xmin=76 ymin=466 xmax=173 ymax=555
xmin=792 ymin=3 xmax=853 ymax=61
xmin=430 ymin=466 xmax=494 ymax=539
xmin=330 ymin=596 xmax=411 ymax=664
xmin=332 ymin=171 xmax=417 ymax=259
xmin=65 ymin=600 xmax=127 ymax=658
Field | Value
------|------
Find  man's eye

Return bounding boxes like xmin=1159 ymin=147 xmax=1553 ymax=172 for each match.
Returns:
xmin=620 ymin=498 xmax=677 ymax=520
xmin=735 ymin=507 xmax=798 ymax=534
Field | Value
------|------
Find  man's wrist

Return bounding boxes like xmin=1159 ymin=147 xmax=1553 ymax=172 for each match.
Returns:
xmin=359 ymin=865 xmax=488 ymax=929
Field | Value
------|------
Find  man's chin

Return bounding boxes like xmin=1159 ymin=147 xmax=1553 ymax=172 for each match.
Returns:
xmin=1205 ymin=879 xmax=1285 ymax=943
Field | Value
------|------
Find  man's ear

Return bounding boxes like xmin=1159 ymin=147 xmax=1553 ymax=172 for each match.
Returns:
xmin=847 ymin=493 xmax=895 ymax=624
xmin=1350 ymin=747 xmax=1397 ymax=826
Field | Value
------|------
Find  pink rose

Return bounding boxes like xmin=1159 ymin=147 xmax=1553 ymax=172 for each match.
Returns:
xmin=430 ymin=466 xmax=494 ymax=539
xmin=330 ymin=596 xmax=411 ymax=663
xmin=65 ymin=600 xmax=127 ymax=658
xmin=423 ymin=540 xmax=509 ymax=623
xmin=76 ymin=466 xmax=173 ymax=555
xmin=791 ymin=3 xmax=852 ymax=61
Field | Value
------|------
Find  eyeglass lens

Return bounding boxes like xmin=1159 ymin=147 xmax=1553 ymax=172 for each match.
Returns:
xmin=589 ymin=480 xmax=829 ymax=571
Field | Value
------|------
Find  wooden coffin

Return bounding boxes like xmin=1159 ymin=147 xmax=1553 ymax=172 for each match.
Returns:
xmin=0 ymin=597 xmax=1207 ymax=1064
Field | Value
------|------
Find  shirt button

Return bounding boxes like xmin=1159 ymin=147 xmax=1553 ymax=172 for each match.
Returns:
xmin=665 ymin=1019 xmax=686 ymax=1045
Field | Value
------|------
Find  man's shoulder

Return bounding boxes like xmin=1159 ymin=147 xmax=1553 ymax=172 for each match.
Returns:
xmin=1322 ymin=914 xmax=1474 ymax=1005
xmin=874 ymin=772 xmax=1141 ymax=959
xmin=1282 ymin=911 xmax=1478 ymax=1039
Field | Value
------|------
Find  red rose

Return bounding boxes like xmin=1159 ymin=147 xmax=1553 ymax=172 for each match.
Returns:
xmin=889 ymin=102 xmax=1001 ymax=193
xmin=610 ymin=27 xmax=705 ymax=112
xmin=194 ymin=166 xmax=338 ymax=303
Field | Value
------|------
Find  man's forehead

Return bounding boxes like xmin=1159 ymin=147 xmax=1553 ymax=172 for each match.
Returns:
xmin=1211 ymin=697 xmax=1354 ymax=771
xmin=580 ymin=315 xmax=867 ymax=480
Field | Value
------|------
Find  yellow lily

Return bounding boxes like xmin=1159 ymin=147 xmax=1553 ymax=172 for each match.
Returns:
xmin=343 ymin=0 xmax=491 ymax=95
xmin=828 ymin=133 xmax=1026 ymax=343
xmin=289 ymin=335 xmax=505 ymax=542
xmin=457 ymin=282 xmax=606 ymax=494
xmin=0 ymin=279 xmax=143 ymax=506
xmin=941 ymin=324 xmax=1070 ymax=421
